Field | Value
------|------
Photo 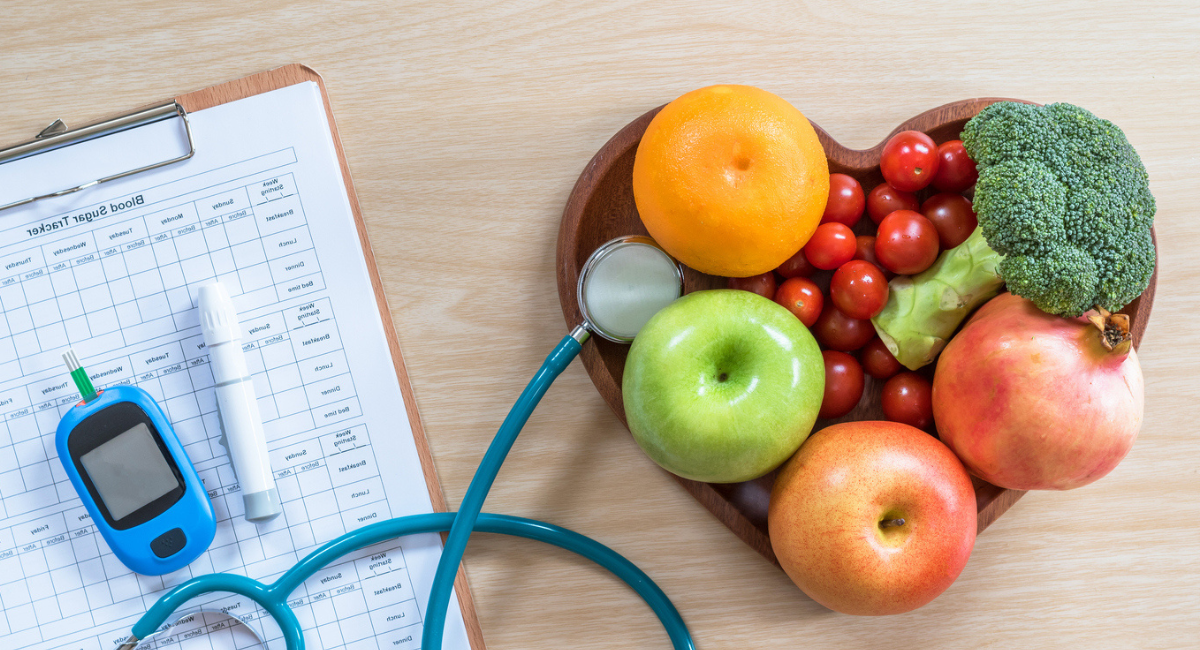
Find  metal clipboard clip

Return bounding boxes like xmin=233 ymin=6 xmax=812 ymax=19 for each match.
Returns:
xmin=0 ymin=102 xmax=196 ymax=212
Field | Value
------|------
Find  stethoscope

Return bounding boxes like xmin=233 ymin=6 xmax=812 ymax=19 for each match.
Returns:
xmin=120 ymin=236 xmax=695 ymax=650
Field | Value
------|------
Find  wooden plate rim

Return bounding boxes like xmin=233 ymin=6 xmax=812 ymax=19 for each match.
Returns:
xmin=556 ymin=97 xmax=1157 ymax=566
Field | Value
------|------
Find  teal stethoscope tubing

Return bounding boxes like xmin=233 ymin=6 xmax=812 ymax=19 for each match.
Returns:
xmin=422 ymin=331 xmax=585 ymax=650
xmin=131 ymin=513 xmax=691 ymax=649
xmin=129 ymin=332 xmax=694 ymax=650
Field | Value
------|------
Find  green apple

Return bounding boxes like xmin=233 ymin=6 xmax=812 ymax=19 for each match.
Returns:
xmin=622 ymin=289 xmax=824 ymax=483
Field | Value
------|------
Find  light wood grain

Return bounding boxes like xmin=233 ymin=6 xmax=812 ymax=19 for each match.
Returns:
xmin=2 ymin=2 xmax=1198 ymax=649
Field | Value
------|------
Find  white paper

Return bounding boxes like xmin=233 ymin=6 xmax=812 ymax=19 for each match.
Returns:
xmin=0 ymin=82 xmax=470 ymax=650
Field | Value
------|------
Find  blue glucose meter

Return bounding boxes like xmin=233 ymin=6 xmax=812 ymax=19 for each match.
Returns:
xmin=56 ymin=353 xmax=215 ymax=576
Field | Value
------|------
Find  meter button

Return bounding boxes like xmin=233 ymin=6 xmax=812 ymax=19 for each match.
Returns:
xmin=151 ymin=528 xmax=187 ymax=558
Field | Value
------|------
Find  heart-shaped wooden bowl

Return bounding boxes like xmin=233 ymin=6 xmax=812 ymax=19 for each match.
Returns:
xmin=556 ymin=98 xmax=1156 ymax=566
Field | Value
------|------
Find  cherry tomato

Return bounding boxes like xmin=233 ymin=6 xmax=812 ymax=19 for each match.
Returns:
xmin=811 ymin=303 xmax=875 ymax=352
xmin=866 ymin=183 xmax=920 ymax=224
xmin=820 ymin=173 xmax=865 ymax=228
xmin=727 ymin=272 xmax=777 ymax=301
xmin=830 ymin=260 xmax=889 ymax=320
xmin=820 ymin=351 xmax=864 ymax=419
xmin=774 ymin=277 xmax=823 ymax=327
xmin=853 ymin=235 xmax=895 ymax=280
xmin=859 ymin=336 xmax=902 ymax=379
xmin=921 ymin=193 xmax=978 ymax=249
xmin=881 ymin=371 xmax=934 ymax=429
xmin=875 ymin=210 xmax=940 ymax=275
xmin=803 ymin=222 xmax=856 ymax=271
xmin=775 ymin=247 xmax=817 ymax=278
xmin=880 ymin=130 xmax=940 ymax=192
xmin=931 ymin=140 xmax=979 ymax=193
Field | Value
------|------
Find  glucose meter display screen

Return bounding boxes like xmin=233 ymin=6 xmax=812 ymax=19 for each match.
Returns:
xmin=80 ymin=423 xmax=181 ymax=521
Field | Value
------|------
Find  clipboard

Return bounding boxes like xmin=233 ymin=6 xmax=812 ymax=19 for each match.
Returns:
xmin=0 ymin=64 xmax=486 ymax=649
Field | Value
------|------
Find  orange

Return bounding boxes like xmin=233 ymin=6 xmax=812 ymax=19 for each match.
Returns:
xmin=632 ymin=85 xmax=829 ymax=278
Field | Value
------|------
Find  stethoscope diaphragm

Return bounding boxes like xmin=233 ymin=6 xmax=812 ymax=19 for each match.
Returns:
xmin=577 ymin=236 xmax=683 ymax=342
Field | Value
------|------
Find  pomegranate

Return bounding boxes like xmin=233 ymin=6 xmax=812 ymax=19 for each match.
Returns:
xmin=932 ymin=292 xmax=1143 ymax=490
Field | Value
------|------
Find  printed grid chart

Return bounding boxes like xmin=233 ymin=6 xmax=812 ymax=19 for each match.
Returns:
xmin=0 ymin=297 xmax=360 ymax=524
xmin=0 ymin=172 xmax=324 ymax=383
xmin=0 ymin=161 xmax=427 ymax=650
xmin=0 ymin=423 xmax=424 ymax=650
xmin=0 ymin=294 xmax=423 ymax=650
xmin=130 ymin=536 xmax=424 ymax=650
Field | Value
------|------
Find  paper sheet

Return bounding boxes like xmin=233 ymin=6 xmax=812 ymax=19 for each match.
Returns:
xmin=0 ymin=82 xmax=470 ymax=650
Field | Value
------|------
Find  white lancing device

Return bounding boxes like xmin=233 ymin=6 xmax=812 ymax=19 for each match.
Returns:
xmin=198 ymin=282 xmax=282 ymax=523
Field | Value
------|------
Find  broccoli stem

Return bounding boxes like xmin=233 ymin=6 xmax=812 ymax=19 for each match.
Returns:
xmin=871 ymin=227 xmax=1005 ymax=370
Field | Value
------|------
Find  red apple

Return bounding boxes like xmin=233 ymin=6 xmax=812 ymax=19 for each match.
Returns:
xmin=768 ymin=421 xmax=976 ymax=615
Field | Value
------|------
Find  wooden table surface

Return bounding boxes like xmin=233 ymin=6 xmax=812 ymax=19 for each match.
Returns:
xmin=3 ymin=2 xmax=1198 ymax=648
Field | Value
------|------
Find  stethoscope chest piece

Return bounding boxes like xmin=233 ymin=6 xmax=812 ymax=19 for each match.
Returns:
xmin=577 ymin=236 xmax=683 ymax=343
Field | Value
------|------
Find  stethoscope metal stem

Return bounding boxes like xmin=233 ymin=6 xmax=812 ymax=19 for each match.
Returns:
xmin=570 ymin=322 xmax=592 ymax=344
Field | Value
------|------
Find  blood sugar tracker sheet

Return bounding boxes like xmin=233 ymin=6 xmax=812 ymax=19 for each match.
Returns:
xmin=0 ymin=82 xmax=471 ymax=650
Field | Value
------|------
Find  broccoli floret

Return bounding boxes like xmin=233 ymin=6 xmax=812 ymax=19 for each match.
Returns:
xmin=871 ymin=101 xmax=1156 ymax=369
xmin=1093 ymin=226 xmax=1156 ymax=311
xmin=972 ymin=160 xmax=1066 ymax=257
xmin=961 ymin=101 xmax=1156 ymax=316
xmin=999 ymin=248 xmax=1097 ymax=317
xmin=958 ymin=101 xmax=1057 ymax=166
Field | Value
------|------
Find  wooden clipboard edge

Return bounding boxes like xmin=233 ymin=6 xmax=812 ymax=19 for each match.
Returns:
xmin=175 ymin=64 xmax=487 ymax=650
